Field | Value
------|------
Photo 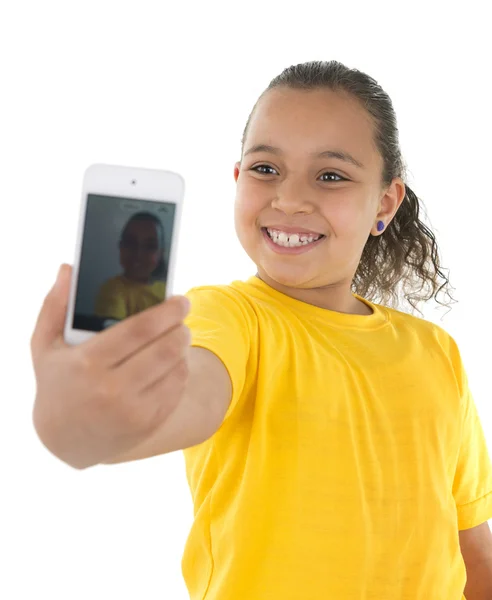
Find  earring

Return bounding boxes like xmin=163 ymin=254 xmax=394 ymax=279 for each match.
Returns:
xmin=377 ymin=220 xmax=385 ymax=232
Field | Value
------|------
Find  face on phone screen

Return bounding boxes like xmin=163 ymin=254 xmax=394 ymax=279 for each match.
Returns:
xmin=73 ymin=194 xmax=176 ymax=332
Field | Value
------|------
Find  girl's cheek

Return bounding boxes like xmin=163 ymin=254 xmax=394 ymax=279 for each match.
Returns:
xmin=120 ymin=250 xmax=130 ymax=265
xmin=236 ymin=197 xmax=258 ymax=222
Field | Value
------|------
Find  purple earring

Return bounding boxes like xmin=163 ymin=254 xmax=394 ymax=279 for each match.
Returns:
xmin=377 ymin=220 xmax=385 ymax=232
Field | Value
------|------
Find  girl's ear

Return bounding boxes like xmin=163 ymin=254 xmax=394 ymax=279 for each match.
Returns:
xmin=234 ymin=162 xmax=241 ymax=182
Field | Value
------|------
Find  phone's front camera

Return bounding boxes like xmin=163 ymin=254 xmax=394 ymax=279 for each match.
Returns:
xmin=131 ymin=179 xmax=137 ymax=185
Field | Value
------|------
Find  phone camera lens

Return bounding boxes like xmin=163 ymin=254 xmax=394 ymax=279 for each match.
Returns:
xmin=131 ymin=179 xmax=137 ymax=185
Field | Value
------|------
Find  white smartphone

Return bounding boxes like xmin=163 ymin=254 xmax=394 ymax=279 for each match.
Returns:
xmin=64 ymin=164 xmax=185 ymax=345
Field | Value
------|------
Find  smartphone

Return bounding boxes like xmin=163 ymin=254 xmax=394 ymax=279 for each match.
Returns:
xmin=64 ymin=164 xmax=185 ymax=345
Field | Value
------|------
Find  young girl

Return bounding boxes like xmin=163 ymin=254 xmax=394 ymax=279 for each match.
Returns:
xmin=95 ymin=211 xmax=167 ymax=320
xmin=175 ymin=61 xmax=492 ymax=600
xmin=31 ymin=61 xmax=492 ymax=600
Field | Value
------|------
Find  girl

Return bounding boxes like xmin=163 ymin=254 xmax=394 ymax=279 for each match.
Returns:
xmin=95 ymin=211 xmax=167 ymax=320
xmin=31 ymin=61 xmax=492 ymax=599
xmin=181 ymin=61 xmax=492 ymax=599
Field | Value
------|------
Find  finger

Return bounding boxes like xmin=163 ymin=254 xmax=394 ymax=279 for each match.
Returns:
xmin=31 ymin=264 xmax=72 ymax=362
xmin=82 ymin=295 xmax=191 ymax=368
xmin=113 ymin=323 xmax=190 ymax=394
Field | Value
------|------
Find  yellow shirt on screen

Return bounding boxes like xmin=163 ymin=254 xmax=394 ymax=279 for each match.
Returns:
xmin=182 ymin=275 xmax=492 ymax=600
xmin=95 ymin=275 xmax=166 ymax=320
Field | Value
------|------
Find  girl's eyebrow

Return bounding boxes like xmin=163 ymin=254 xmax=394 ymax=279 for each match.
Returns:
xmin=243 ymin=144 xmax=364 ymax=169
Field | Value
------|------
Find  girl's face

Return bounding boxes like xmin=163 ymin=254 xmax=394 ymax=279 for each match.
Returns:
xmin=234 ymin=87 xmax=405 ymax=305
xmin=120 ymin=219 xmax=161 ymax=283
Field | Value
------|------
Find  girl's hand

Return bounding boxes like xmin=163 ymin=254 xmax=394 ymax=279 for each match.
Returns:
xmin=31 ymin=264 xmax=191 ymax=469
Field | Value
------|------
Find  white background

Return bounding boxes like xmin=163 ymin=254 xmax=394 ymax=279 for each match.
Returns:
xmin=1 ymin=1 xmax=491 ymax=598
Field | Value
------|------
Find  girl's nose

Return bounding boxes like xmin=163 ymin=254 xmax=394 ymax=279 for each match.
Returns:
xmin=271 ymin=181 xmax=314 ymax=215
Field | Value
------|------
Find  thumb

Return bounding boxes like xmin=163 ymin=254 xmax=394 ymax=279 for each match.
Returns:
xmin=31 ymin=264 xmax=73 ymax=360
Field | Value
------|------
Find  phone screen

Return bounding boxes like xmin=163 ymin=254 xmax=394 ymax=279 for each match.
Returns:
xmin=73 ymin=194 xmax=177 ymax=332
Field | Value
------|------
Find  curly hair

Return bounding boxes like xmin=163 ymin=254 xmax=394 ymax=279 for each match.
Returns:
xmin=240 ymin=60 xmax=456 ymax=318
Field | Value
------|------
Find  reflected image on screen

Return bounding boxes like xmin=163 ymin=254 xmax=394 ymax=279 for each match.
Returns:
xmin=73 ymin=194 xmax=176 ymax=332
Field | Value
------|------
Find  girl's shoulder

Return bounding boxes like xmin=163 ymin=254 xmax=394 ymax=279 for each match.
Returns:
xmin=151 ymin=280 xmax=166 ymax=293
xmin=99 ymin=275 xmax=128 ymax=296
xmin=100 ymin=274 xmax=127 ymax=291
xmin=186 ymin=280 xmax=258 ymax=319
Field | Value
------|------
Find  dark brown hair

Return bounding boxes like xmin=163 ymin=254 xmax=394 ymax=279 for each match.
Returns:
xmin=241 ymin=60 xmax=456 ymax=318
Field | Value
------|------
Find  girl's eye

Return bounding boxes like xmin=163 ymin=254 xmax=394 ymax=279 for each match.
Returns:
xmin=251 ymin=164 xmax=278 ymax=175
xmin=251 ymin=165 xmax=346 ymax=182
xmin=320 ymin=172 xmax=345 ymax=182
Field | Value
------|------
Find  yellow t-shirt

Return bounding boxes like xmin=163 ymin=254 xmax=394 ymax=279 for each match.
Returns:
xmin=94 ymin=275 xmax=166 ymax=320
xmin=182 ymin=276 xmax=492 ymax=600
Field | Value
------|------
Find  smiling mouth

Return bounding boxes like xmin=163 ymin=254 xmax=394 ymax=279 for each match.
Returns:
xmin=263 ymin=227 xmax=325 ymax=248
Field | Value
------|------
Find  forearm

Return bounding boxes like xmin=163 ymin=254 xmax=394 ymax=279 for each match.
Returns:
xmin=464 ymin=559 xmax=492 ymax=600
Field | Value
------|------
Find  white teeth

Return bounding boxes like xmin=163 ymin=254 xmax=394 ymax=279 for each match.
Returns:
xmin=266 ymin=228 xmax=322 ymax=248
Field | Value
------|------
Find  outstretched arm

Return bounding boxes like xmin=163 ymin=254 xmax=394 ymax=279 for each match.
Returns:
xmin=459 ymin=521 xmax=492 ymax=599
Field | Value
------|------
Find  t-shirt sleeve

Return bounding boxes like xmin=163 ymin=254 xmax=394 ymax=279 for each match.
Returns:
xmin=450 ymin=341 xmax=492 ymax=529
xmin=94 ymin=280 xmax=127 ymax=320
xmin=184 ymin=285 xmax=256 ymax=423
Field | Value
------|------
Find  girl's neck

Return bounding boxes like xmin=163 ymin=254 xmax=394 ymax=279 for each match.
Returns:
xmin=255 ymin=272 xmax=373 ymax=316
xmin=123 ymin=273 xmax=151 ymax=285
